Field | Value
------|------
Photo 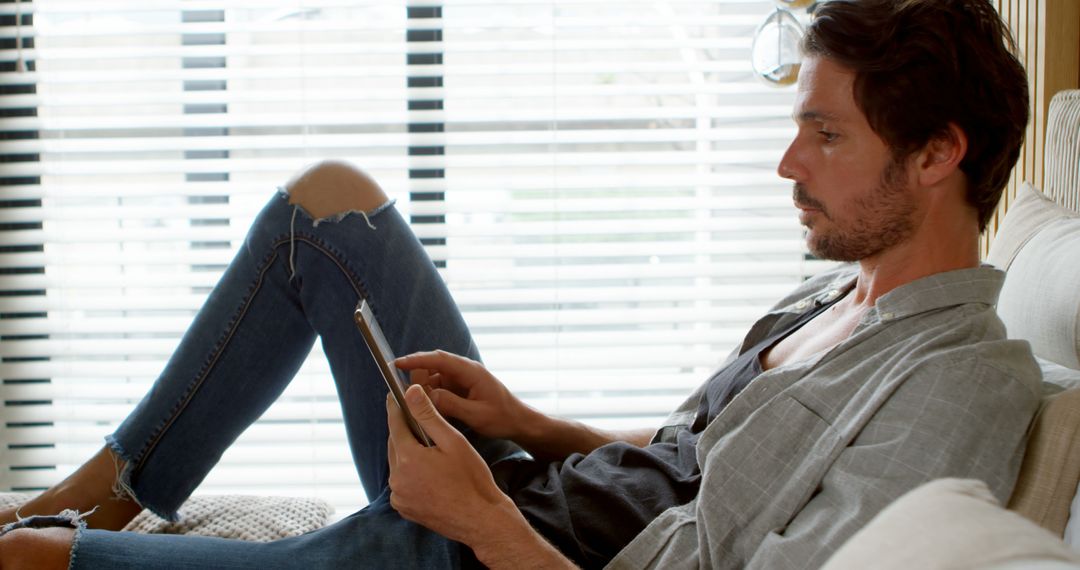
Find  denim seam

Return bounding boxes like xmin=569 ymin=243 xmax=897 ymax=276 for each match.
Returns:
xmin=126 ymin=246 xmax=282 ymax=519
xmin=271 ymin=233 xmax=371 ymax=303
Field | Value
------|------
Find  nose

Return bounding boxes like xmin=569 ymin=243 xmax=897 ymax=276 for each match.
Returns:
xmin=776 ymin=138 xmax=803 ymax=182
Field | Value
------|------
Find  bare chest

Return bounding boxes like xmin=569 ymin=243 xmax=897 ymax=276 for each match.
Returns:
xmin=760 ymin=306 xmax=862 ymax=371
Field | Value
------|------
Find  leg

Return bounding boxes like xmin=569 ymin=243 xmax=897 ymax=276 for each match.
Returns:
xmin=0 ymin=448 xmax=141 ymax=530
xmin=0 ymin=160 xmax=398 ymax=530
xmin=108 ymin=159 xmax=495 ymax=513
xmin=0 ymin=527 xmax=75 ymax=570
xmin=5 ymin=160 xmax=513 ymax=514
xmin=278 ymin=160 xmax=519 ymax=490
xmin=0 ymin=492 xmax=475 ymax=570
xmin=1 ymin=161 xmax=513 ymax=567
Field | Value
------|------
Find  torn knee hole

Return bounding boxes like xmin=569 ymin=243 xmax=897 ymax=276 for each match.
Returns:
xmin=284 ymin=160 xmax=389 ymax=220
xmin=284 ymin=202 xmax=379 ymax=280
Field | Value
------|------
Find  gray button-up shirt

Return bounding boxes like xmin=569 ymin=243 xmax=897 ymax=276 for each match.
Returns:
xmin=607 ymin=264 xmax=1040 ymax=569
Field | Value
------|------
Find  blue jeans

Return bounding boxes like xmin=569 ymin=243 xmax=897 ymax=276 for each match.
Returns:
xmin=70 ymin=190 xmax=516 ymax=568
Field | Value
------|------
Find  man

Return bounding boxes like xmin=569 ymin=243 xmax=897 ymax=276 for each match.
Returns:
xmin=0 ymin=0 xmax=1038 ymax=568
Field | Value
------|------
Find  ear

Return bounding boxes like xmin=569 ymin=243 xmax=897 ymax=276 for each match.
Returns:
xmin=914 ymin=123 xmax=968 ymax=188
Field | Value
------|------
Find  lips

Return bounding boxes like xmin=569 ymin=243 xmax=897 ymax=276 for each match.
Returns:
xmin=792 ymin=184 xmax=826 ymax=215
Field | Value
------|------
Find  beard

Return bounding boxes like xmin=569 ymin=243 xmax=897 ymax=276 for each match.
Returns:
xmin=794 ymin=158 xmax=917 ymax=262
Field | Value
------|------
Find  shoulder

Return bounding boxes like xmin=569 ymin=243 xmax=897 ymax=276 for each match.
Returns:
xmin=861 ymin=300 xmax=1041 ymax=417
xmin=859 ymin=308 xmax=1041 ymax=466
xmin=815 ymin=299 xmax=1042 ymax=446
xmin=899 ymin=303 xmax=1040 ymax=396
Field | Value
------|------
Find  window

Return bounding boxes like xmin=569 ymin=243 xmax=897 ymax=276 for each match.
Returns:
xmin=0 ymin=0 xmax=823 ymax=516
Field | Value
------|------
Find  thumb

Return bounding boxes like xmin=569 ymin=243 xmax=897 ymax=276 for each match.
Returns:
xmin=404 ymin=384 xmax=462 ymax=447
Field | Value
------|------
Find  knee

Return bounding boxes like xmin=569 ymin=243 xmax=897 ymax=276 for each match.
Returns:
xmin=285 ymin=160 xmax=389 ymax=220
xmin=0 ymin=527 xmax=75 ymax=570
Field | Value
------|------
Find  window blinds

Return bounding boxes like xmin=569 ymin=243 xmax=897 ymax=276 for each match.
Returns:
xmin=0 ymin=0 xmax=824 ymax=517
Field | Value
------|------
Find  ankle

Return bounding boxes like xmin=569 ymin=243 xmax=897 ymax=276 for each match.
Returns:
xmin=0 ymin=488 xmax=62 ymax=526
xmin=49 ymin=481 xmax=141 ymax=531
xmin=15 ymin=447 xmax=144 ymax=531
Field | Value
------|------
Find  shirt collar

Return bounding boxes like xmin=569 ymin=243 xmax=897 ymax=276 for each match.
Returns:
xmin=868 ymin=264 xmax=1004 ymax=323
xmin=789 ymin=265 xmax=1005 ymax=325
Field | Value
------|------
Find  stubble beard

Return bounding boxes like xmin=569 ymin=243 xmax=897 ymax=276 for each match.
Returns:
xmin=797 ymin=158 xmax=917 ymax=262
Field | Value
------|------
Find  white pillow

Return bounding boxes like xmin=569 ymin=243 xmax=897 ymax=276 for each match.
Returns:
xmin=1044 ymin=357 xmax=1080 ymax=393
xmin=986 ymin=562 xmax=1080 ymax=570
xmin=822 ymin=479 xmax=1080 ymax=570
xmin=987 ymin=182 xmax=1080 ymax=369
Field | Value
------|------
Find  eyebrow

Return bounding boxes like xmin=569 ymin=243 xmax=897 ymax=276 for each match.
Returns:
xmin=794 ymin=110 xmax=843 ymax=124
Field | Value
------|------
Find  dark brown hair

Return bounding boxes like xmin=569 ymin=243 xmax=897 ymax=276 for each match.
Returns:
xmin=803 ymin=0 xmax=1030 ymax=232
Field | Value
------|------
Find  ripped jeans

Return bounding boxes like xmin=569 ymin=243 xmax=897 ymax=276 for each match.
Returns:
xmin=59 ymin=190 xmax=515 ymax=568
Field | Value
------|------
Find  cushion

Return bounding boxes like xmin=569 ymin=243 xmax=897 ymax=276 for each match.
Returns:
xmin=987 ymin=182 xmax=1079 ymax=269
xmin=1045 ymin=357 xmax=1080 ymax=393
xmin=822 ymin=478 xmax=1080 ymax=570
xmin=985 ymin=562 xmax=1080 ymax=570
xmin=0 ymin=493 xmax=332 ymax=542
xmin=1043 ymin=90 xmax=1080 ymax=210
xmin=1069 ymin=479 xmax=1080 ymax=549
xmin=1008 ymin=361 xmax=1080 ymax=536
xmin=986 ymin=182 xmax=1080 ymax=369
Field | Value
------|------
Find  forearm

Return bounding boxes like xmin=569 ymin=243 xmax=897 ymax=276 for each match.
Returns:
xmin=395 ymin=350 xmax=655 ymax=460
xmin=471 ymin=501 xmax=579 ymax=570
xmin=515 ymin=408 xmax=655 ymax=461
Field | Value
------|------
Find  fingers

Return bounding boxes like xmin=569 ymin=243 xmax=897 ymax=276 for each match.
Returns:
xmin=407 ymin=367 xmax=438 ymax=390
xmin=403 ymin=384 xmax=464 ymax=448
xmin=396 ymin=350 xmax=482 ymax=387
xmin=428 ymin=387 xmax=477 ymax=421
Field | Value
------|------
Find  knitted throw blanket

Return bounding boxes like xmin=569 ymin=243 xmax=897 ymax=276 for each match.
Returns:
xmin=0 ymin=493 xmax=332 ymax=542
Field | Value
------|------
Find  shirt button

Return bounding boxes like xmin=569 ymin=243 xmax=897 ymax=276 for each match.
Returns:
xmin=795 ymin=300 xmax=809 ymax=309
xmin=881 ymin=312 xmax=894 ymax=320
xmin=826 ymin=289 xmax=840 ymax=298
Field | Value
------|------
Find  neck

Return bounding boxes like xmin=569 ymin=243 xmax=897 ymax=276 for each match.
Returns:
xmin=850 ymin=205 xmax=980 ymax=309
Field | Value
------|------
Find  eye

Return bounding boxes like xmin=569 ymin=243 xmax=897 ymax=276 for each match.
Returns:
xmin=818 ymin=130 xmax=838 ymax=143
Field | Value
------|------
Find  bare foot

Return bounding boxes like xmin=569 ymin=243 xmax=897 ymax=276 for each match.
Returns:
xmin=0 ymin=527 xmax=76 ymax=570
xmin=0 ymin=448 xmax=142 ymax=531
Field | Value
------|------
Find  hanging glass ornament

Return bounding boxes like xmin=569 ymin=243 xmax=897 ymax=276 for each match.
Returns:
xmin=751 ymin=8 xmax=804 ymax=86
xmin=774 ymin=0 xmax=815 ymax=8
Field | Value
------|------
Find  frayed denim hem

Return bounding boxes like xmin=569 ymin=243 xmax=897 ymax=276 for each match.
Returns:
xmin=0 ymin=507 xmax=95 ymax=537
xmin=103 ymin=435 xmax=173 ymax=523
xmin=0 ymin=508 xmax=90 ymax=570
xmin=68 ymin=523 xmax=84 ymax=570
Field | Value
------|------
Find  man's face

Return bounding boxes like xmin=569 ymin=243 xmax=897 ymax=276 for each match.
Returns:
xmin=777 ymin=56 xmax=918 ymax=262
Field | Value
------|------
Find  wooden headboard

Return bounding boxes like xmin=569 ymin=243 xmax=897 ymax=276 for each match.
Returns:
xmin=984 ymin=0 xmax=1080 ymax=252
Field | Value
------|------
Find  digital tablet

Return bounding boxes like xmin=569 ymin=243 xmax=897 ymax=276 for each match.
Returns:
xmin=354 ymin=299 xmax=433 ymax=446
